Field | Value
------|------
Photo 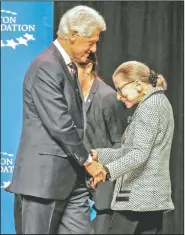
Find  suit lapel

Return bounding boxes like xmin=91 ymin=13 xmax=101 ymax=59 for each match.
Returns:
xmin=85 ymin=80 xmax=99 ymax=113
xmin=61 ymin=60 xmax=82 ymax=111
xmin=49 ymin=44 xmax=82 ymax=112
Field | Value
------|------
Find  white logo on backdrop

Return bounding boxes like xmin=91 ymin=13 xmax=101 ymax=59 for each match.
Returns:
xmin=1 ymin=152 xmax=14 ymax=188
xmin=1 ymin=152 xmax=14 ymax=181
xmin=1 ymin=9 xmax=36 ymax=49
xmin=1 ymin=152 xmax=14 ymax=157
xmin=1 ymin=181 xmax=11 ymax=189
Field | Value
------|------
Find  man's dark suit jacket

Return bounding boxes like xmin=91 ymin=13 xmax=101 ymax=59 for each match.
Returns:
xmin=84 ymin=79 xmax=128 ymax=151
xmin=6 ymin=44 xmax=89 ymax=200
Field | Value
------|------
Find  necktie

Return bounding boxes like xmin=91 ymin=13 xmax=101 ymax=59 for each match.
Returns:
xmin=68 ymin=62 xmax=86 ymax=131
xmin=68 ymin=62 xmax=79 ymax=92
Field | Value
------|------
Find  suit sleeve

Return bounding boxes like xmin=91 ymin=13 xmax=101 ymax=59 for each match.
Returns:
xmin=31 ymin=62 xmax=88 ymax=166
xmin=103 ymin=92 xmax=128 ymax=148
xmin=97 ymin=104 xmax=160 ymax=181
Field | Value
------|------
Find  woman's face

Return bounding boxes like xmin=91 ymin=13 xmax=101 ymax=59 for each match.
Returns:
xmin=113 ymin=74 xmax=144 ymax=108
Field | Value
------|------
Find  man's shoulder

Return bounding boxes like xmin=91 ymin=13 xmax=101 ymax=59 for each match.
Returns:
xmin=34 ymin=44 xmax=58 ymax=64
xmin=24 ymin=44 xmax=66 ymax=85
xmin=28 ymin=44 xmax=63 ymax=72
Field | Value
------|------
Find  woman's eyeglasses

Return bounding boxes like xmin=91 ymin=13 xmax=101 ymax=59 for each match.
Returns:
xmin=115 ymin=81 xmax=134 ymax=94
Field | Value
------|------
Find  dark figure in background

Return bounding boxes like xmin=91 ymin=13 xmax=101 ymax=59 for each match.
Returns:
xmin=77 ymin=53 xmax=128 ymax=234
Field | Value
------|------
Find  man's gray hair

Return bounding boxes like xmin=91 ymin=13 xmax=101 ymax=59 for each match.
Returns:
xmin=57 ymin=5 xmax=106 ymax=38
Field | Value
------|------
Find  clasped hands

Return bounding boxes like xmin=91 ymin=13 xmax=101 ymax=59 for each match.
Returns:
xmin=84 ymin=150 xmax=106 ymax=190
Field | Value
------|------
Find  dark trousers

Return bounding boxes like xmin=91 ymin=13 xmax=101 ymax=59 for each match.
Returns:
xmin=107 ymin=210 xmax=163 ymax=234
xmin=14 ymin=180 xmax=93 ymax=234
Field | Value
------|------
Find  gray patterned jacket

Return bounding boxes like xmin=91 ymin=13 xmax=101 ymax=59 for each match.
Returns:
xmin=97 ymin=87 xmax=175 ymax=212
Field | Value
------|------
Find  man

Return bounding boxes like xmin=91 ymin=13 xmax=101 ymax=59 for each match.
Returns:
xmin=6 ymin=5 xmax=107 ymax=234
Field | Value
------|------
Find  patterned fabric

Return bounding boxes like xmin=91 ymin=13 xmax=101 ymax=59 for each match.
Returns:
xmin=68 ymin=62 xmax=77 ymax=75
xmin=97 ymin=87 xmax=175 ymax=212
xmin=68 ymin=62 xmax=79 ymax=93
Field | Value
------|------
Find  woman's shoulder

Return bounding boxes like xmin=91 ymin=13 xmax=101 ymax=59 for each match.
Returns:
xmin=97 ymin=80 xmax=116 ymax=95
xmin=138 ymin=92 xmax=173 ymax=121
xmin=145 ymin=91 xmax=172 ymax=110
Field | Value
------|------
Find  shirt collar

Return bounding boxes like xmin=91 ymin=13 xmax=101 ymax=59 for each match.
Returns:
xmin=53 ymin=39 xmax=71 ymax=65
xmin=141 ymin=87 xmax=164 ymax=104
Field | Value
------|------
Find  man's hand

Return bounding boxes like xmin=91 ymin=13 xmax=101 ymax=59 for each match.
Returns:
xmin=89 ymin=149 xmax=98 ymax=161
xmin=93 ymin=173 xmax=106 ymax=187
xmin=87 ymin=173 xmax=106 ymax=190
xmin=83 ymin=160 xmax=107 ymax=182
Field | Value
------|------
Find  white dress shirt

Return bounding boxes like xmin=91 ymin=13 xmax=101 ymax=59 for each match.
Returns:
xmin=53 ymin=39 xmax=71 ymax=72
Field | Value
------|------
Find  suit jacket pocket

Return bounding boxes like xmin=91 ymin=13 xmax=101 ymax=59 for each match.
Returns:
xmin=38 ymin=144 xmax=68 ymax=158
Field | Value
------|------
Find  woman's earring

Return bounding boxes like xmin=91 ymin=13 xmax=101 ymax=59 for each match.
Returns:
xmin=136 ymin=84 xmax=142 ymax=92
xmin=138 ymin=86 xmax=142 ymax=92
xmin=135 ymin=80 xmax=142 ymax=92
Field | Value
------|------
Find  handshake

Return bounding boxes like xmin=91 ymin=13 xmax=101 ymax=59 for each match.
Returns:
xmin=83 ymin=150 xmax=108 ymax=190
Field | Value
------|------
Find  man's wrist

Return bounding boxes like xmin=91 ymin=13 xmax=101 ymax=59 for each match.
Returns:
xmin=89 ymin=150 xmax=98 ymax=161
xmin=83 ymin=154 xmax=93 ymax=166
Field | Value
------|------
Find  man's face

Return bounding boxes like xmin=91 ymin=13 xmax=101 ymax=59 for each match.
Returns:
xmin=70 ymin=29 xmax=100 ymax=63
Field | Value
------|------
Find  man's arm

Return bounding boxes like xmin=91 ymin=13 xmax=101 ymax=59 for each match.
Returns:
xmin=31 ymin=62 xmax=107 ymax=180
xmin=31 ymin=62 xmax=88 ymax=165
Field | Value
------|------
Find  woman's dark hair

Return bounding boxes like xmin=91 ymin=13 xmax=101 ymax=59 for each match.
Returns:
xmin=78 ymin=52 xmax=102 ymax=80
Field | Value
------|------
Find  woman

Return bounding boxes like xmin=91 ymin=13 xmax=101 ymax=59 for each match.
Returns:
xmin=77 ymin=53 xmax=128 ymax=151
xmin=91 ymin=61 xmax=174 ymax=234
xmin=76 ymin=53 xmax=128 ymax=233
